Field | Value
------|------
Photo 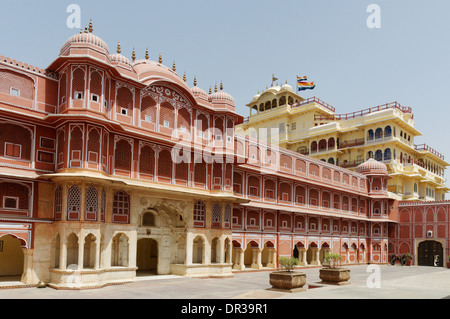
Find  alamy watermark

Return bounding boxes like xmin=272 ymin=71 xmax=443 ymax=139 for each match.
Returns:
xmin=367 ymin=4 xmax=381 ymax=29
xmin=66 ymin=4 xmax=81 ymax=29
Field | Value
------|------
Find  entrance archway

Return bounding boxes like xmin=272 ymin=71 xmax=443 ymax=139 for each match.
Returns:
xmin=0 ymin=235 xmax=24 ymax=279
xmin=137 ymin=238 xmax=158 ymax=274
xmin=418 ymin=240 xmax=443 ymax=267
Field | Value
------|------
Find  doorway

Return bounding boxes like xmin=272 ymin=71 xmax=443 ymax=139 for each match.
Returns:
xmin=0 ymin=235 xmax=24 ymax=280
xmin=136 ymin=238 xmax=158 ymax=275
xmin=418 ymin=240 xmax=443 ymax=267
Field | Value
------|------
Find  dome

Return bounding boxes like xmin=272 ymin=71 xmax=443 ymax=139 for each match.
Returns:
xmin=251 ymin=92 xmax=261 ymax=101
xmin=60 ymin=32 xmax=109 ymax=56
xmin=191 ymin=86 xmax=208 ymax=101
xmin=208 ymin=90 xmax=235 ymax=108
xmin=109 ymin=53 xmax=132 ymax=67
xmin=356 ymin=158 xmax=388 ymax=175
xmin=280 ymin=83 xmax=293 ymax=92
xmin=133 ymin=59 xmax=190 ymax=90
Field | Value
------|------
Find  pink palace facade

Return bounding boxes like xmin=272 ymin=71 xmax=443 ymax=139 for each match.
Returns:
xmin=0 ymin=27 xmax=448 ymax=288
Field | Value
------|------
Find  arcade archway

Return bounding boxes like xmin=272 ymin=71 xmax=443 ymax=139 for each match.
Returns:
xmin=0 ymin=235 xmax=24 ymax=279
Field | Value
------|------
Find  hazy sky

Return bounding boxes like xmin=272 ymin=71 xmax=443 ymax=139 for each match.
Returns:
xmin=1 ymin=0 xmax=449 ymax=176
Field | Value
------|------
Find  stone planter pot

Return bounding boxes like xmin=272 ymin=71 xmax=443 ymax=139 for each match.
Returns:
xmin=319 ymin=268 xmax=351 ymax=285
xmin=269 ymin=271 xmax=307 ymax=293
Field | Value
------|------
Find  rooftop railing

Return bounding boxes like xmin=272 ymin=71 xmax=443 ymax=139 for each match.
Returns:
xmin=291 ymin=96 xmax=336 ymax=112
xmin=414 ymin=143 xmax=445 ymax=160
xmin=314 ymin=101 xmax=414 ymax=121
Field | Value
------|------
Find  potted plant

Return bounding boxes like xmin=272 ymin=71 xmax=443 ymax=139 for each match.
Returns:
xmin=447 ymin=256 xmax=450 ymax=269
xmin=319 ymin=252 xmax=351 ymax=285
xmin=269 ymin=256 xmax=306 ymax=292
xmin=404 ymin=253 xmax=413 ymax=266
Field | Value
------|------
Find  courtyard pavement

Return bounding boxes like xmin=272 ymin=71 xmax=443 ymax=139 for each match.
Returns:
xmin=0 ymin=265 xmax=450 ymax=299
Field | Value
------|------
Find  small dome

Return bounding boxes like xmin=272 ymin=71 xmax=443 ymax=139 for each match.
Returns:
xmin=356 ymin=158 xmax=388 ymax=175
xmin=191 ymin=86 xmax=208 ymax=101
xmin=280 ymin=83 xmax=293 ymax=92
xmin=251 ymin=93 xmax=261 ymax=101
xmin=109 ymin=53 xmax=132 ymax=67
xmin=208 ymin=90 xmax=235 ymax=108
xmin=60 ymin=32 xmax=109 ymax=55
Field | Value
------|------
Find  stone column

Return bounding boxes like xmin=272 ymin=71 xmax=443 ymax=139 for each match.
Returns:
xmin=21 ymin=248 xmax=34 ymax=284
xmin=267 ymin=248 xmax=277 ymax=268
xmin=310 ymin=248 xmax=321 ymax=266
xmin=301 ymin=249 xmax=307 ymax=266
xmin=185 ymin=232 xmax=193 ymax=265
xmin=251 ymin=248 xmax=262 ymax=269
xmin=226 ymin=241 xmax=233 ymax=264
xmin=94 ymin=236 xmax=100 ymax=270
xmin=78 ymin=234 xmax=85 ymax=270
xmin=233 ymin=248 xmax=244 ymax=270
xmin=218 ymin=239 xmax=225 ymax=264
xmin=59 ymin=231 xmax=67 ymax=270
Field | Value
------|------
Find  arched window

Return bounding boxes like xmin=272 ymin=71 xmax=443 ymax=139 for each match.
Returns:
xmin=89 ymin=70 xmax=102 ymax=107
xmin=141 ymin=95 xmax=156 ymax=124
xmin=112 ymin=191 xmax=130 ymax=223
xmin=54 ymin=185 xmax=62 ymax=220
xmin=142 ymin=212 xmax=156 ymax=226
xmin=193 ymin=200 xmax=206 ymax=228
xmin=367 ymin=129 xmax=374 ymax=140
xmin=224 ymin=204 xmax=231 ymax=228
xmin=115 ymin=139 xmax=132 ymax=171
xmin=69 ymin=126 xmax=83 ymax=167
xmin=160 ymin=102 xmax=174 ymax=129
xmin=0 ymin=123 xmax=32 ymax=161
xmin=375 ymin=149 xmax=383 ymax=161
xmin=139 ymin=145 xmax=155 ymax=175
xmin=67 ymin=185 xmax=81 ymax=220
xmin=157 ymin=149 xmax=172 ymax=180
xmin=375 ymin=128 xmax=383 ymax=139
xmin=194 ymin=161 xmax=207 ymax=184
xmin=72 ymin=67 xmax=85 ymax=101
xmin=212 ymin=203 xmax=222 ymax=228
xmin=100 ymin=188 xmax=106 ymax=222
xmin=116 ymin=86 xmax=133 ymax=116
xmin=384 ymin=126 xmax=392 ymax=137
xmin=0 ymin=69 xmax=35 ymax=101
xmin=85 ymin=186 xmax=98 ymax=221
xmin=178 ymin=107 xmax=191 ymax=134
xmin=87 ymin=128 xmax=100 ymax=164
xmin=384 ymin=148 xmax=391 ymax=161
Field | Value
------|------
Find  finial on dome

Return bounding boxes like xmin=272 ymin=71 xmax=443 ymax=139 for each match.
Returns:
xmin=183 ymin=72 xmax=186 ymax=82
xmin=80 ymin=29 xmax=83 ymax=34
xmin=209 ymin=86 xmax=212 ymax=94
xmin=193 ymin=76 xmax=197 ymax=87
xmin=84 ymin=26 xmax=88 ymax=33
xmin=88 ymin=19 xmax=93 ymax=33
xmin=158 ymin=53 xmax=162 ymax=64
xmin=131 ymin=48 xmax=136 ymax=62
xmin=117 ymin=42 xmax=121 ymax=54
xmin=220 ymin=81 xmax=223 ymax=91
xmin=172 ymin=61 xmax=176 ymax=72
xmin=145 ymin=48 xmax=149 ymax=60
xmin=214 ymin=83 xmax=218 ymax=93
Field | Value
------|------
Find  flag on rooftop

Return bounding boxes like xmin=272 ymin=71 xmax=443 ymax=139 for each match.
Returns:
xmin=297 ymin=75 xmax=315 ymax=91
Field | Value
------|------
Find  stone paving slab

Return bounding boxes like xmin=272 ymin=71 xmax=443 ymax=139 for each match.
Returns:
xmin=0 ymin=265 xmax=449 ymax=299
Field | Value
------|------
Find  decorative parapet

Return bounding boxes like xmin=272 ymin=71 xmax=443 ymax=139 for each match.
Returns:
xmin=0 ymin=55 xmax=59 ymax=79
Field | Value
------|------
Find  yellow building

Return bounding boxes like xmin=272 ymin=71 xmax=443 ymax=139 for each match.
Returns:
xmin=237 ymin=83 xmax=449 ymax=201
